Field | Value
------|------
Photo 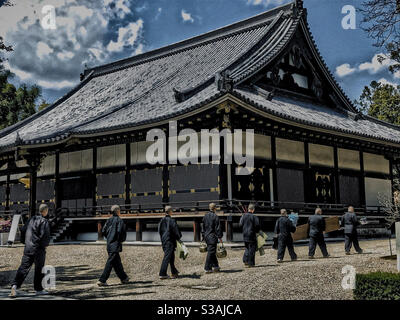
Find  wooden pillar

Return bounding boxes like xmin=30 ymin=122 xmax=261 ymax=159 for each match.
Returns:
xmin=29 ymin=168 xmax=37 ymax=218
xmin=333 ymin=147 xmax=340 ymax=204
xmin=226 ymin=215 xmax=233 ymax=242
xmin=92 ymin=148 xmax=97 ymax=212
xmin=303 ymin=141 xmax=310 ymax=203
xmin=55 ymin=152 xmax=60 ymax=210
xmin=125 ymin=143 xmax=131 ymax=207
xmin=193 ymin=219 xmax=201 ymax=242
xmin=162 ymin=126 xmax=169 ymax=205
xmin=5 ymin=173 xmax=10 ymax=211
xmin=136 ymin=219 xmax=142 ymax=241
xmin=359 ymin=151 xmax=366 ymax=208
xmin=97 ymin=221 xmax=103 ymax=240
xmin=271 ymin=136 xmax=278 ymax=203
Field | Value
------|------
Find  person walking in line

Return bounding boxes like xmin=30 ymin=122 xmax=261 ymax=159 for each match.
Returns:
xmin=341 ymin=206 xmax=363 ymax=255
xmin=274 ymin=209 xmax=297 ymax=263
xmin=308 ymin=208 xmax=329 ymax=259
xmin=10 ymin=204 xmax=51 ymax=298
xmin=97 ymin=205 xmax=129 ymax=286
xmin=202 ymin=203 xmax=223 ymax=273
xmin=158 ymin=206 xmax=182 ymax=280
xmin=239 ymin=203 xmax=260 ymax=268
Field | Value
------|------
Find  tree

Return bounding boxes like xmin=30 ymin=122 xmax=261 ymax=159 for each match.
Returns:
xmin=359 ymin=0 xmax=400 ymax=75
xmin=355 ymin=80 xmax=400 ymax=125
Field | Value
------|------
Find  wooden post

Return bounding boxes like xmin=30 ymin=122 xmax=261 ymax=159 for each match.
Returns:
xmin=193 ymin=219 xmax=201 ymax=242
xmin=29 ymin=168 xmax=37 ymax=218
xmin=97 ymin=221 xmax=103 ymax=240
xmin=396 ymin=222 xmax=400 ymax=272
xmin=136 ymin=219 xmax=142 ymax=241
xmin=226 ymin=216 xmax=233 ymax=242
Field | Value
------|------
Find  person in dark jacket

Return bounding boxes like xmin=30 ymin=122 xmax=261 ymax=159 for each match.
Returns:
xmin=97 ymin=205 xmax=129 ymax=286
xmin=341 ymin=206 xmax=363 ymax=255
xmin=307 ymin=208 xmax=329 ymax=259
xmin=202 ymin=203 xmax=223 ymax=273
xmin=274 ymin=209 xmax=297 ymax=263
xmin=158 ymin=206 xmax=182 ymax=279
xmin=239 ymin=203 xmax=260 ymax=267
xmin=10 ymin=204 xmax=51 ymax=298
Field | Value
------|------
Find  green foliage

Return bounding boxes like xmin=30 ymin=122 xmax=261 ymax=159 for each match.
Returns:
xmin=354 ymin=272 xmax=400 ymax=300
xmin=0 ymin=25 xmax=49 ymax=130
xmin=355 ymin=81 xmax=400 ymax=125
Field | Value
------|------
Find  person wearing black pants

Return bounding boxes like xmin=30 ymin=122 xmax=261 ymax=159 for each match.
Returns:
xmin=158 ymin=206 xmax=182 ymax=279
xmin=308 ymin=208 xmax=329 ymax=258
xmin=10 ymin=204 xmax=51 ymax=298
xmin=239 ymin=204 xmax=260 ymax=267
xmin=274 ymin=209 xmax=297 ymax=263
xmin=202 ymin=203 xmax=223 ymax=273
xmin=341 ymin=206 xmax=363 ymax=255
xmin=97 ymin=205 xmax=129 ymax=286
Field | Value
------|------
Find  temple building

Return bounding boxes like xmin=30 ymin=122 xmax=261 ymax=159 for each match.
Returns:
xmin=0 ymin=0 xmax=398 ymax=241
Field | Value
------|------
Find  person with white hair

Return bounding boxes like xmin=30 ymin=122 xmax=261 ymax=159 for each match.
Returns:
xmin=97 ymin=205 xmax=129 ymax=286
xmin=10 ymin=204 xmax=51 ymax=298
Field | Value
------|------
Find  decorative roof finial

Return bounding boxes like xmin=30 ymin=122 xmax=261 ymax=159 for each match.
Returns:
xmin=295 ymin=0 xmax=303 ymax=8
xmin=15 ymin=131 xmax=23 ymax=146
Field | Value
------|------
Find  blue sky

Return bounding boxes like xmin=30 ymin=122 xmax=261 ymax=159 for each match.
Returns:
xmin=0 ymin=0 xmax=398 ymax=105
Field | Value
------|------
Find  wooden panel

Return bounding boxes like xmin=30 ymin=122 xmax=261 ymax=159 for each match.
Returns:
xmin=324 ymin=216 xmax=340 ymax=233
xmin=292 ymin=223 xmax=308 ymax=241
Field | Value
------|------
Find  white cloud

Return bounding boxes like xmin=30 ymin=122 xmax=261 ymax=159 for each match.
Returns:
xmin=335 ymin=63 xmax=356 ymax=77
xmin=57 ymin=51 xmax=75 ymax=61
xmin=38 ymin=79 xmax=76 ymax=89
xmin=358 ymin=53 xmax=394 ymax=74
xmin=377 ymin=78 xmax=398 ymax=87
xmin=0 ymin=0 xmax=145 ymax=92
xmin=107 ymin=19 xmax=144 ymax=52
xmin=36 ymin=42 xmax=54 ymax=59
xmin=246 ymin=0 xmax=286 ymax=6
xmin=181 ymin=9 xmax=194 ymax=23
xmin=155 ymin=7 xmax=162 ymax=20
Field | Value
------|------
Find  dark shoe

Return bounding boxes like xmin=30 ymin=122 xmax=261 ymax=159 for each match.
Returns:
xmin=121 ymin=277 xmax=130 ymax=284
xmin=308 ymin=256 xmax=314 ymax=259
xmin=212 ymin=267 xmax=221 ymax=272
xmin=97 ymin=281 xmax=108 ymax=287
xmin=291 ymin=257 xmax=297 ymax=261
xmin=35 ymin=290 xmax=49 ymax=296
xmin=357 ymin=250 xmax=363 ymax=254
xmin=345 ymin=252 xmax=351 ymax=255
xmin=159 ymin=275 xmax=170 ymax=280
xmin=204 ymin=269 xmax=213 ymax=274
xmin=9 ymin=285 xmax=18 ymax=298
xmin=277 ymin=259 xmax=283 ymax=263
xmin=323 ymin=254 xmax=330 ymax=258
xmin=171 ymin=273 xmax=179 ymax=279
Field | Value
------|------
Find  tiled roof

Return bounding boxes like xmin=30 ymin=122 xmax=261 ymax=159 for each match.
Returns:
xmin=232 ymin=87 xmax=400 ymax=145
xmin=0 ymin=0 xmax=398 ymax=152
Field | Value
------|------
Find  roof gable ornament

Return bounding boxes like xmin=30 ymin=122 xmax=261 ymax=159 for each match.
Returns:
xmin=15 ymin=131 xmax=23 ymax=146
xmin=291 ymin=0 xmax=304 ymax=17
xmin=216 ymin=70 xmax=234 ymax=93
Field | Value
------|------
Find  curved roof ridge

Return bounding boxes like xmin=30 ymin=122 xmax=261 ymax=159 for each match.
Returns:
xmin=84 ymin=1 xmax=295 ymax=78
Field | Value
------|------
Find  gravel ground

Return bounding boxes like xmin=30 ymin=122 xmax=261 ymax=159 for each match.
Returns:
xmin=0 ymin=239 xmax=397 ymax=300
